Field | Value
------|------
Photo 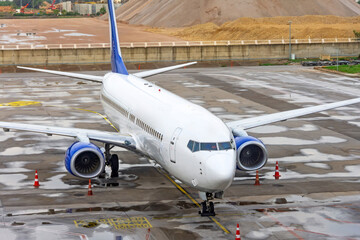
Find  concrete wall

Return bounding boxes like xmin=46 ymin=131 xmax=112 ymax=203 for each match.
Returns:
xmin=1 ymin=42 xmax=359 ymax=66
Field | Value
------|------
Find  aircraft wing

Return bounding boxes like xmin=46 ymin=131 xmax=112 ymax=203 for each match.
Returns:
xmin=133 ymin=62 xmax=197 ymax=78
xmin=17 ymin=66 xmax=103 ymax=83
xmin=0 ymin=121 xmax=136 ymax=149
xmin=227 ymin=98 xmax=360 ymax=131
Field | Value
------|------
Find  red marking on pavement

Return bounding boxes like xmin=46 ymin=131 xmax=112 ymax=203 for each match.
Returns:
xmin=263 ymin=211 xmax=304 ymax=240
xmin=325 ymin=217 xmax=360 ymax=225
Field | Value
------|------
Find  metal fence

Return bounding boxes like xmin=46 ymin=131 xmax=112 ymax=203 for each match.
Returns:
xmin=0 ymin=38 xmax=357 ymax=50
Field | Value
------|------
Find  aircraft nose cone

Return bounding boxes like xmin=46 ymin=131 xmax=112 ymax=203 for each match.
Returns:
xmin=206 ymin=153 xmax=236 ymax=191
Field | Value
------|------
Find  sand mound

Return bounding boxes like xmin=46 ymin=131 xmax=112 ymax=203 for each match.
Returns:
xmin=148 ymin=15 xmax=360 ymax=41
xmin=107 ymin=0 xmax=360 ymax=28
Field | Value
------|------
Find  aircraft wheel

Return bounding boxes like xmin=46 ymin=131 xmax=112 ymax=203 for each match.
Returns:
xmin=110 ymin=154 xmax=119 ymax=178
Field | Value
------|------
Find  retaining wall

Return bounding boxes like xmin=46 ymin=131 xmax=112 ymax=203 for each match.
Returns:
xmin=0 ymin=42 xmax=359 ymax=66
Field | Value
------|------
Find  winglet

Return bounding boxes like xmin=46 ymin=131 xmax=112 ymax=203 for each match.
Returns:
xmin=108 ymin=0 xmax=128 ymax=75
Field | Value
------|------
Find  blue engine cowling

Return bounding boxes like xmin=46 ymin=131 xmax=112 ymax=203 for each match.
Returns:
xmin=65 ymin=142 xmax=105 ymax=178
xmin=235 ymin=136 xmax=268 ymax=171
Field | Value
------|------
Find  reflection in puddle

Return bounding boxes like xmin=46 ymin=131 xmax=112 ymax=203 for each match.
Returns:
xmin=304 ymin=163 xmax=331 ymax=169
xmin=217 ymin=99 xmax=239 ymax=104
xmin=248 ymin=125 xmax=287 ymax=134
xmin=0 ymin=161 xmax=33 ymax=173
xmin=270 ymin=148 xmax=358 ymax=163
xmin=0 ymin=173 xmax=28 ymax=190
xmin=0 ymin=147 xmax=44 ymax=156
xmin=41 ymin=174 xmax=80 ymax=190
xmin=264 ymin=165 xmax=360 ymax=180
xmin=260 ymin=136 xmax=346 ymax=145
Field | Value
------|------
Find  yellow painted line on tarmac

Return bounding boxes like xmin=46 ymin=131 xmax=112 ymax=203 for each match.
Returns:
xmin=74 ymin=216 xmax=152 ymax=230
xmin=0 ymin=100 xmax=41 ymax=107
xmin=162 ymin=172 xmax=231 ymax=234
xmin=0 ymin=100 xmax=117 ymax=132
xmin=70 ymin=107 xmax=119 ymax=132
xmin=163 ymin=173 xmax=200 ymax=208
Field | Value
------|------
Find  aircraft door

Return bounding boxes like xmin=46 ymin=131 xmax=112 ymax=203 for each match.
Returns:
xmin=169 ymin=127 xmax=182 ymax=163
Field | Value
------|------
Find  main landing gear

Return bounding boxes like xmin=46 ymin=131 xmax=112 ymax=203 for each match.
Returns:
xmin=199 ymin=192 xmax=216 ymax=217
xmin=99 ymin=143 xmax=119 ymax=178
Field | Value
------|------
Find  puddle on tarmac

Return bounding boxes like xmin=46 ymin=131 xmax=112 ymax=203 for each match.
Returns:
xmin=0 ymin=161 xmax=33 ymax=173
xmin=255 ymin=208 xmax=298 ymax=213
xmin=271 ymin=148 xmax=359 ymax=163
xmin=0 ymin=173 xmax=29 ymax=190
xmin=217 ymin=99 xmax=240 ymax=104
xmin=182 ymin=82 xmax=210 ymax=88
xmin=260 ymin=136 xmax=347 ymax=145
xmin=0 ymin=147 xmax=44 ymax=156
xmin=41 ymin=174 xmax=80 ymax=190
xmin=304 ymin=162 xmax=331 ymax=169
xmin=207 ymin=107 xmax=226 ymax=112
xmin=263 ymin=164 xmax=360 ymax=180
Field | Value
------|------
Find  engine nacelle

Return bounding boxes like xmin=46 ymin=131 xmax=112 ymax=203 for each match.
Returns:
xmin=65 ymin=142 xmax=105 ymax=178
xmin=235 ymin=136 xmax=268 ymax=171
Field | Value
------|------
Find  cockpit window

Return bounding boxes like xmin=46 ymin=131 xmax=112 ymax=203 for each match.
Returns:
xmin=193 ymin=142 xmax=200 ymax=152
xmin=187 ymin=140 xmax=194 ymax=151
xmin=201 ymin=143 xmax=218 ymax=151
xmin=218 ymin=142 xmax=232 ymax=150
xmin=187 ymin=140 xmax=232 ymax=152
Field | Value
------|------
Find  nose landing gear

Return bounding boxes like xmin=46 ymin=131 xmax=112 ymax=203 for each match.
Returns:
xmin=99 ymin=143 xmax=119 ymax=178
xmin=199 ymin=192 xmax=215 ymax=216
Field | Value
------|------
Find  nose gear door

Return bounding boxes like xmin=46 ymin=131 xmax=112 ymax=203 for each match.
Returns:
xmin=169 ymin=127 xmax=182 ymax=163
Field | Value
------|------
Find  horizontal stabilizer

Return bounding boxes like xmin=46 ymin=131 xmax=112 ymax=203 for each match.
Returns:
xmin=17 ymin=66 xmax=103 ymax=83
xmin=133 ymin=62 xmax=197 ymax=78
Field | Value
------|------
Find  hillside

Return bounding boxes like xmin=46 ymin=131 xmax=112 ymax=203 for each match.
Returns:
xmin=109 ymin=0 xmax=360 ymax=28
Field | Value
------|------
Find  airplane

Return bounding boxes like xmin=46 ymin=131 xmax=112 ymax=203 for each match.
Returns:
xmin=1 ymin=0 xmax=360 ymax=217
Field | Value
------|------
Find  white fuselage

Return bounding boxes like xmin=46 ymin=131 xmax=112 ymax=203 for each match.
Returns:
xmin=100 ymin=73 xmax=237 ymax=193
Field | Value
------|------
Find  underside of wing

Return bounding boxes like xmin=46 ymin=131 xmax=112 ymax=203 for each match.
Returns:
xmin=0 ymin=121 xmax=136 ymax=149
xmin=227 ymin=97 xmax=360 ymax=131
xmin=17 ymin=66 xmax=103 ymax=83
xmin=133 ymin=62 xmax=197 ymax=78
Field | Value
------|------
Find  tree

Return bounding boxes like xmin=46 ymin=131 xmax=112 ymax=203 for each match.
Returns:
xmin=99 ymin=6 xmax=106 ymax=15
xmin=13 ymin=0 xmax=43 ymax=8
xmin=354 ymin=30 xmax=360 ymax=39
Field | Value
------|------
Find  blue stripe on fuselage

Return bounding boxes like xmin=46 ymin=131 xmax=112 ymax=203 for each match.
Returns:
xmin=108 ymin=0 xmax=128 ymax=75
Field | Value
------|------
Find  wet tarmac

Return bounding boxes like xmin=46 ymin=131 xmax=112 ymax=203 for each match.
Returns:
xmin=0 ymin=65 xmax=359 ymax=239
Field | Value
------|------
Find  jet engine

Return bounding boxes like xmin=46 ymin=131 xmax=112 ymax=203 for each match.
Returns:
xmin=235 ymin=136 xmax=268 ymax=171
xmin=65 ymin=142 xmax=105 ymax=178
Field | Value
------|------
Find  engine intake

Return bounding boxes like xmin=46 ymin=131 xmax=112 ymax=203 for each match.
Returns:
xmin=235 ymin=136 xmax=268 ymax=171
xmin=65 ymin=142 xmax=105 ymax=178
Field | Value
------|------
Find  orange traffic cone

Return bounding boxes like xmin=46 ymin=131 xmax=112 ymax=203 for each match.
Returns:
xmin=145 ymin=228 xmax=151 ymax=240
xmin=87 ymin=179 xmax=93 ymax=196
xmin=138 ymin=64 xmax=141 ymax=70
xmin=33 ymin=170 xmax=40 ymax=187
xmin=273 ymin=161 xmax=281 ymax=180
xmin=254 ymin=170 xmax=260 ymax=185
xmin=235 ymin=223 xmax=241 ymax=240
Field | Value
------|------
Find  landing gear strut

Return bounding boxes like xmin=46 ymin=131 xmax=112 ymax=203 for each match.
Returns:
xmin=99 ymin=143 xmax=119 ymax=178
xmin=199 ymin=192 xmax=215 ymax=216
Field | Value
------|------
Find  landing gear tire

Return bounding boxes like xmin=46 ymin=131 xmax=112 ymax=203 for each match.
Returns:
xmin=198 ymin=192 xmax=216 ymax=216
xmin=110 ymin=154 xmax=119 ymax=178
xmin=199 ymin=201 xmax=216 ymax=217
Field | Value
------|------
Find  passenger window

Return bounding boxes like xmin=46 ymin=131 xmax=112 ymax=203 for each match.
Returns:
xmin=218 ymin=142 xmax=232 ymax=150
xmin=201 ymin=143 xmax=217 ymax=151
xmin=187 ymin=140 xmax=194 ymax=151
xmin=193 ymin=142 xmax=199 ymax=152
